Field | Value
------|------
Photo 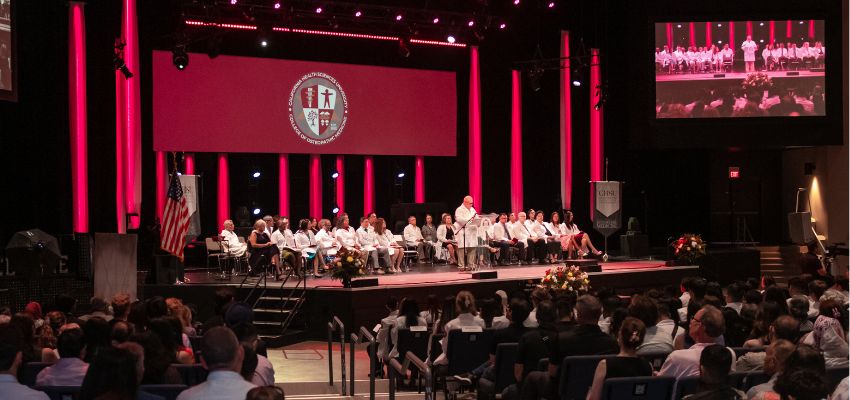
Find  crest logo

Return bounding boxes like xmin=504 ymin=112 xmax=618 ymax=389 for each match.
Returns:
xmin=288 ymin=72 xmax=349 ymax=145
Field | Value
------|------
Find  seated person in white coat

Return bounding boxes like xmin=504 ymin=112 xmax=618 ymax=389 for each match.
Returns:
xmin=220 ymin=219 xmax=247 ymax=257
xmin=315 ymin=219 xmax=339 ymax=258
xmin=403 ymin=216 xmax=434 ymax=262
xmin=356 ymin=216 xmax=382 ymax=273
xmin=374 ymin=218 xmax=403 ymax=273
xmin=433 ymin=291 xmax=486 ymax=366
xmin=270 ymin=218 xmax=299 ymax=278
xmin=436 ymin=213 xmax=458 ymax=265
xmin=294 ymin=219 xmax=324 ymax=277
xmin=492 ymin=213 xmax=525 ymax=265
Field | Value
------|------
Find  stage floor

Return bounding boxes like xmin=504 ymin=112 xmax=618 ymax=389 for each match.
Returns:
xmin=180 ymin=259 xmax=672 ymax=289
xmin=655 ymin=70 xmax=824 ymax=82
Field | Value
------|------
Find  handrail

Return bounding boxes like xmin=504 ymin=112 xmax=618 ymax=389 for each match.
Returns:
xmin=327 ymin=316 xmax=346 ymax=395
xmin=388 ymin=351 xmax=432 ymax=400
xmin=349 ymin=326 xmax=376 ymax=399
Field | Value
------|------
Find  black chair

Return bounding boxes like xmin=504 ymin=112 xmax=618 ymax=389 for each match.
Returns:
xmin=445 ymin=329 xmax=494 ymax=376
xmin=558 ymin=355 xmax=618 ymax=400
xmin=492 ymin=343 xmax=519 ymax=392
xmin=600 ymin=376 xmax=675 ymax=400
xmin=395 ymin=327 xmax=430 ymax=364
xmin=172 ymin=363 xmax=208 ymax=386
xmin=740 ymin=371 xmax=771 ymax=391
xmin=731 ymin=346 xmax=762 ymax=358
xmin=19 ymin=362 xmax=53 ymax=386
xmin=673 ymin=376 xmax=700 ymax=399
xmin=827 ymin=367 xmax=850 ymax=393
xmin=32 ymin=385 xmax=81 ymax=400
xmin=536 ymin=358 xmax=549 ymax=371
xmin=139 ymin=384 xmax=188 ymax=400
xmin=638 ymin=351 xmax=670 ymax=371
xmin=727 ymin=371 xmax=750 ymax=390
xmin=428 ymin=333 xmax=444 ymax=363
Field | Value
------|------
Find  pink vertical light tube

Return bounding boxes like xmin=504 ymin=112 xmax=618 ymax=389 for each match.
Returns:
xmin=69 ymin=2 xmax=88 ymax=233
xmin=183 ymin=153 xmax=195 ymax=175
xmin=414 ymin=156 xmax=425 ymax=203
xmin=155 ymin=151 xmax=166 ymax=220
xmin=309 ymin=154 xmax=322 ymax=218
xmin=729 ymin=22 xmax=736 ymax=48
xmin=559 ymin=31 xmax=573 ymax=211
xmin=589 ymin=48 xmax=603 ymax=184
xmin=666 ymin=23 xmax=673 ymax=50
xmin=786 ymin=20 xmax=792 ymax=38
xmin=808 ymin=20 xmax=815 ymax=39
xmin=688 ymin=23 xmax=695 ymax=47
xmin=217 ymin=154 xmax=230 ymax=229
xmin=115 ymin=60 xmax=126 ymax=233
xmin=335 ymin=155 xmax=345 ymax=215
xmin=468 ymin=46 xmax=482 ymax=210
xmin=705 ymin=22 xmax=712 ymax=47
xmin=510 ymin=70 xmax=524 ymax=214
xmin=769 ymin=21 xmax=775 ymax=43
xmin=363 ymin=157 xmax=375 ymax=216
xmin=278 ymin=154 xmax=290 ymax=217
xmin=746 ymin=21 xmax=753 ymax=37
xmin=121 ymin=0 xmax=142 ymax=229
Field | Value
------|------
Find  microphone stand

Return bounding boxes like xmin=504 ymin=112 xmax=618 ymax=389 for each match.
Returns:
xmin=459 ymin=211 xmax=477 ymax=272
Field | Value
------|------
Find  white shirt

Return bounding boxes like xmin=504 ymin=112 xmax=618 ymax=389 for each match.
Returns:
xmin=658 ymin=342 xmax=736 ymax=379
xmin=511 ymin=221 xmax=532 ymax=243
xmin=293 ymin=230 xmax=316 ymax=256
xmin=721 ymin=48 xmax=733 ymax=59
xmin=335 ymin=226 xmax=358 ymax=249
xmin=637 ymin=319 xmax=678 ymax=354
xmin=492 ymin=222 xmax=512 ymax=242
xmin=356 ymin=226 xmax=377 ymax=251
xmin=741 ymin=40 xmax=758 ymax=61
xmin=436 ymin=224 xmax=456 ymax=244
xmin=0 ymin=374 xmax=50 ymax=400
xmin=376 ymin=310 xmax=399 ymax=360
xmin=36 ymin=357 xmax=89 ymax=386
xmin=270 ymin=229 xmax=295 ymax=249
xmin=220 ymin=229 xmax=246 ymax=256
xmin=831 ymin=377 xmax=849 ymax=400
xmin=375 ymin=229 xmax=398 ymax=256
xmin=251 ymin=355 xmax=275 ymax=386
xmin=454 ymin=205 xmax=478 ymax=248
xmin=771 ymin=48 xmax=783 ymax=59
xmin=176 ymin=370 xmax=257 ymax=400
xmin=524 ymin=309 xmax=539 ymax=328
xmin=492 ymin=315 xmax=510 ymax=329
xmin=680 ymin=292 xmax=691 ymax=308
xmin=726 ymin=302 xmax=743 ymax=315
xmin=403 ymin=225 xmax=424 ymax=246
xmin=315 ymin=229 xmax=337 ymax=250
xmin=434 ymin=313 xmax=486 ymax=365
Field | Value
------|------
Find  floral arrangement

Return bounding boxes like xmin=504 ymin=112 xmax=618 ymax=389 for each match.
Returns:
xmin=672 ymin=233 xmax=706 ymax=264
xmin=330 ymin=247 xmax=366 ymax=285
xmin=539 ymin=265 xmax=591 ymax=293
xmin=741 ymin=72 xmax=774 ymax=92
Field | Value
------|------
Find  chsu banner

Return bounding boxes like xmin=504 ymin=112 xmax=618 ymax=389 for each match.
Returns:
xmin=591 ymin=181 xmax=623 ymax=238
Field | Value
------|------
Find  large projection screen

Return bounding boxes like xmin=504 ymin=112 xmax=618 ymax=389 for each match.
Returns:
xmin=153 ymin=51 xmax=457 ymax=156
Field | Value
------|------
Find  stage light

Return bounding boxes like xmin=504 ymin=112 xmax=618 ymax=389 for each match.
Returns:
xmin=572 ymin=79 xmax=581 ymax=87
xmin=354 ymin=10 xmax=362 ymax=17
xmin=172 ymin=46 xmax=188 ymax=70
xmin=230 ymin=0 xmax=236 ymax=4
xmin=799 ymin=21 xmax=804 ymax=24
xmin=676 ymin=24 xmax=682 ymax=28
xmin=433 ymin=17 xmax=439 ymax=24
xmin=717 ymin=23 xmax=722 ymax=27
xmin=513 ymin=0 xmax=520 ymax=5
xmin=331 ymin=171 xmax=339 ymax=179
xmin=332 ymin=206 xmax=340 ymax=214
xmin=274 ymin=2 xmax=280 ymax=9
xmin=548 ymin=2 xmax=555 ymax=8
xmin=397 ymin=172 xmax=405 ymax=178
xmin=447 ymin=35 xmax=456 ymax=43
xmin=468 ymin=20 xmax=474 ymax=27
xmin=260 ymin=39 xmax=268 ymax=47
xmin=253 ymin=208 xmax=261 ymax=215
xmin=315 ymin=7 xmax=322 ymax=13
xmin=252 ymin=171 xmax=261 ymax=178
xmin=499 ymin=23 xmax=506 ymax=30
xmin=396 ymin=14 xmax=403 ymax=21
xmin=759 ymin=22 xmax=764 ymax=26
xmin=176 ymin=172 xmax=182 ymax=176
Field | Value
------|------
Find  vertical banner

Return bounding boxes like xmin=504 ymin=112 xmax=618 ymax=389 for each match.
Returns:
xmin=178 ymin=175 xmax=201 ymax=243
xmin=590 ymin=181 xmax=623 ymax=238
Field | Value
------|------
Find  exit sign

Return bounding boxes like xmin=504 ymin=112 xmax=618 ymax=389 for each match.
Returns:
xmin=728 ymin=167 xmax=740 ymax=179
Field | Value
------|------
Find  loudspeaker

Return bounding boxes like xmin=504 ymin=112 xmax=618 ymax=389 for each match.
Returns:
xmin=351 ymin=278 xmax=379 ymax=287
xmin=810 ymin=67 xmax=825 ymax=72
xmin=471 ymin=271 xmax=497 ymax=279
xmin=787 ymin=212 xmax=815 ymax=244
xmin=785 ymin=71 xmax=800 ymax=76
xmin=713 ymin=74 xmax=726 ymax=78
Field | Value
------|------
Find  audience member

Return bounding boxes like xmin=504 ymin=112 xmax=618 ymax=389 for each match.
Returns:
xmin=240 ymin=344 xmax=259 ymax=383
xmin=79 ymin=297 xmax=113 ymax=322
xmin=233 ymin=323 xmax=275 ymax=386
xmin=598 ymin=295 xmax=621 ymax=334
xmin=148 ymin=317 xmax=194 ymax=365
xmin=744 ymin=301 xmax=785 ymax=348
xmin=111 ymin=293 xmax=132 ymax=322
xmin=432 ymin=296 xmax=456 ymax=336
xmin=78 ymin=346 xmax=150 ymax=400
xmin=389 ymin=298 xmax=427 ymax=359
xmin=659 ymin=305 xmax=735 ymax=378
xmin=36 ymin=328 xmax=88 ymax=386
xmin=736 ymin=315 xmax=799 ymax=371
xmin=128 ymin=301 xmax=148 ymax=331
xmin=375 ymin=296 xmax=400 ymax=364
xmin=512 ymin=300 xmax=555 ymax=390
xmin=638 ymin=296 xmax=681 ymax=354
xmin=788 ymin=296 xmax=814 ymax=333
xmin=746 ymin=339 xmax=795 ymax=399
xmin=801 ymin=299 xmax=849 ymax=367
xmin=586 ymin=317 xmax=653 ymax=400
xmin=177 ymin=327 xmax=256 ymax=400
xmin=246 ymin=386 xmax=286 ymax=400
xmin=553 ymin=293 xmax=577 ymax=333
xmin=682 ymin=344 xmax=745 ymax=399
xmin=9 ymin=313 xmax=42 ymax=363
xmin=775 ymin=370 xmax=829 ymax=400
xmin=131 ymin=332 xmax=182 ymax=385
xmin=433 ymin=291 xmax=485 ymax=366
xmin=524 ymin=287 xmax=551 ymax=328
xmin=0 ymin=325 xmax=49 ymax=400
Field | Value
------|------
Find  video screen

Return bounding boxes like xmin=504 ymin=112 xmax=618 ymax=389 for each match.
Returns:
xmin=0 ymin=0 xmax=11 ymax=93
xmin=654 ymin=20 xmax=825 ymax=118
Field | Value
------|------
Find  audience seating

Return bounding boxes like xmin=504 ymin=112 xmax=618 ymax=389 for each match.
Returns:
xmin=673 ymin=376 xmax=700 ymax=399
xmin=394 ymin=328 xmax=429 ymax=364
xmin=638 ymin=351 xmax=670 ymax=371
xmin=739 ymin=370 xmax=771 ymax=391
xmin=428 ymin=333 xmax=444 ymax=363
xmin=491 ymin=343 xmax=519 ymax=392
xmin=827 ymin=367 xmax=850 ymax=393
xmin=139 ymin=384 xmax=188 ymax=400
xmin=445 ymin=329 xmax=494 ymax=376
xmin=172 ymin=363 xmax=208 ymax=386
xmin=536 ymin=357 xmax=549 ymax=372
xmin=558 ymin=355 xmax=618 ymax=400
xmin=600 ymin=376 xmax=676 ymax=400
xmin=32 ymin=385 xmax=81 ymax=400
xmin=20 ymin=362 xmax=53 ymax=386
xmin=731 ymin=346 xmax=763 ymax=358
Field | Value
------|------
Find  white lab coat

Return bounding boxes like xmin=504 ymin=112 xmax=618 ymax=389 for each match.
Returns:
xmin=436 ymin=224 xmax=455 ymax=244
xmin=356 ymin=226 xmax=377 ymax=252
xmin=741 ymin=40 xmax=757 ymax=62
xmin=315 ymin=228 xmax=338 ymax=255
xmin=270 ymin=229 xmax=295 ymax=249
xmin=375 ymin=229 xmax=398 ymax=256
xmin=454 ymin=204 xmax=478 ymax=248
xmin=403 ymin=225 xmax=424 ymax=246
xmin=335 ymin=227 xmax=358 ymax=249
xmin=220 ymin=229 xmax=247 ymax=257
xmin=294 ymin=230 xmax=317 ymax=257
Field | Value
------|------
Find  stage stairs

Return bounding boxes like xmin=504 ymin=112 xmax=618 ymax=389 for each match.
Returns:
xmin=754 ymin=245 xmax=804 ymax=285
xmin=239 ymin=268 xmax=309 ymax=347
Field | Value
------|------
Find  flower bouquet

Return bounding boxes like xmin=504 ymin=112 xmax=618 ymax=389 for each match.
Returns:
xmin=330 ymin=247 xmax=366 ymax=287
xmin=671 ymin=233 xmax=706 ymax=265
xmin=539 ymin=265 xmax=591 ymax=293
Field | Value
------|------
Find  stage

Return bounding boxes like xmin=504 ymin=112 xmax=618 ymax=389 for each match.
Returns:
xmin=143 ymin=260 xmax=699 ymax=343
xmin=655 ymin=69 xmax=825 ymax=82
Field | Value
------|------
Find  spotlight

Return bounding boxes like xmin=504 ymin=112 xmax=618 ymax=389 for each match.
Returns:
xmin=252 ymin=171 xmax=261 ymax=178
xmin=315 ymin=6 xmax=322 ymax=13
xmin=468 ymin=20 xmax=474 ymax=27
xmin=172 ymin=45 xmax=188 ymax=70
xmin=572 ymin=79 xmax=581 ymax=87
xmin=398 ymin=38 xmax=411 ymax=58
xmin=260 ymin=39 xmax=268 ymax=47
xmin=759 ymin=39 xmax=763 ymax=43
xmin=513 ymin=0 xmax=520 ymax=5
xmin=176 ymin=172 xmax=182 ymax=176
xmin=433 ymin=17 xmax=439 ymax=24
xmin=397 ymin=172 xmax=406 ymax=178
xmin=717 ymin=23 xmax=722 ymax=27
xmin=676 ymin=24 xmax=682 ymax=28
xmin=447 ymin=35 xmax=456 ymax=43
xmin=273 ymin=2 xmax=280 ymax=9
xmin=799 ymin=21 xmax=804 ymax=24
xmin=332 ymin=206 xmax=340 ymax=214
xmin=396 ymin=14 xmax=403 ymax=21
xmin=717 ymin=40 xmax=722 ymax=44
xmin=499 ymin=23 xmax=506 ymax=29
xmin=230 ymin=0 xmax=236 ymax=4
xmin=759 ymin=22 xmax=764 ymax=26
xmin=547 ymin=1 xmax=555 ymax=8
xmin=354 ymin=10 xmax=362 ymax=17
xmin=331 ymin=171 xmax=339 ymax=179
xmin=253 ymin=208 xmax=261 ymax=215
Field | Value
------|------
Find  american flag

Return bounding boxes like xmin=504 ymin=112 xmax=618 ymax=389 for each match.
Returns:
xmin=161 ymin=175 xmax=191 ymax=261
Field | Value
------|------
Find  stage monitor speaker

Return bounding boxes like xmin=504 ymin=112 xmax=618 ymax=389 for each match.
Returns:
xmin=785 ymin=71 xmax=800 ymax=76
xmin=472 ymin=271 xmax=497 ymax=279
xmin=351 ymin=278 xmax=379 ymax=287
xmin=713 ymin=74 xmax=726 ymax=78
xmin=787 ymin=212 xmax=815 ymax=244
xmin=810 ymin=67 xmax=825 ymax=72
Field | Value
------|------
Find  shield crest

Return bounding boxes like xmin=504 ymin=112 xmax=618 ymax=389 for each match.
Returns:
xmin=301 ymin=84 xmax=337 ymax=136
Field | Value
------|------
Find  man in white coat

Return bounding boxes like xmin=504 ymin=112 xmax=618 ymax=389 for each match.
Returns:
xmin=741 ymin=35 xmax=758 ymax=72
xmin=454 ymin=195 xmax=478 ymax=270
xmin=220 ymin=220 xmax=247 ymax=257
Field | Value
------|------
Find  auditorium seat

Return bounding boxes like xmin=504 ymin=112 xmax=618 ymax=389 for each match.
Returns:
xmin=19 ymin=362 xmax=52 ymax=386
xmin=172 ymin=363 xmax=208 ymax=386
xmin=638 ymin=351 xmax=670 ymax=371
xmin=558 ymin=355 xmax=618 ymax=400
xmin=139 ymin=384 xmax=188 ymax=400
xmin=827 ymin=367 xmax=850 ymax=393
xmin=739 ymin=371 xmax=771 ymax=391
xmin=32 ymin=385 xmax=81 ymax=400
xmin=478 ymin=342 xmax=519 ymax=399
xmin=673 ymin=376 xmax=700 ymax=399
xmin=445 ymin=329 xmax=494 ymax=376
xmin=428 ymin=333 xmax=444 ymax=363
xmin=600 ymin=376 xmax=675 ymax=400
xmin=394 ymin=327 xmax=429 ymax=365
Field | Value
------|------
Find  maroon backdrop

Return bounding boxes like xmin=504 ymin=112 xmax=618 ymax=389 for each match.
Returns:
xmin=152 ymin=51 xmax=457 ymax=156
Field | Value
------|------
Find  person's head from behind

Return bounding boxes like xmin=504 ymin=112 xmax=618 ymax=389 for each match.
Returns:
xmin=776 ymin=369 xmax=829 ymax=400
xmin=690 ymin=278 xmax=708 ymax=300
xmin=724 ymin=283 xmax=745 ymax=304
xmin=808 ymin=280 xmax=827 ymax=302
xmin=113 ymin=341 xmax=145 ymax=384
xmin=246 ymin=386 xmax=286 ymax=400
xmin=201 ymin=326 xmax=244 ymax=372
xmin=147 ymin=317 xmax=181 ymax=355
xmin=530 ymin=287 xmax=551 ymax=308
xmin=437 ymin=296 xmax=456 ymax=328
xmin=698 ymin=344 xmax=732 ymax=385
xmin=770 ymin=315 xmax=800 ymax=343
xmin=535 ymin=300 xmax=557 ymax=329
xmin=57 ymin=328 xmax=86 ymax=359
xmin=79 ymin=346 xmax=140 ymax=400
xmin=818 ymin=299 xmax=844 ymax=322
xmin=618 ymin=317 xmax=646 ymax=353
xmin=111 ymin=293 xmax=132 ymax=320
xmin=399 ymin=298 xmax=422 ymax=326
xmin=780 ymin=344 xmax=826 ymax=383
xmin=690 ymin=305 xmax=725 ymax=342
xmin=787 ymin=277 xmax=808 ymax=296
xmin=628 ymin=295 xmax=659 ymax=328
xmin=575 ymin=295 xmax=603 ymax=325
xmin=763 ymin=339 xmax=795 ymax=376
xmin=508 ymin=297 xmax=531 ymax=326
xmin=232 ymin=322 xmax=259 ymax=350
xmin=455 ymin=291 xmax=477 ymax=315
xmin=744 ymin=289 xmax=762 ymax=305
xmin=146 ymin=296 xmax=168 ymax=319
